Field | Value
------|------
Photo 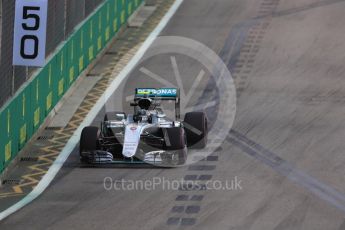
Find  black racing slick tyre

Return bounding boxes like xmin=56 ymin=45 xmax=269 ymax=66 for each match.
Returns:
xmin=163 ymin=127 xmax=187 ymax=165
xmin=79 ymin=126 xmax=100 ymax=162
xmin=184 ymin=112 xmax=208 ymax=149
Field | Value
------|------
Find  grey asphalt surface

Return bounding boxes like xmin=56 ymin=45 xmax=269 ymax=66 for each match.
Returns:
xmin=2 ymin=0 xmax=345 ymax=229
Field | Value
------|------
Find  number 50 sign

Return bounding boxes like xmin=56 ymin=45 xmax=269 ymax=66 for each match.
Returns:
xmin=13 ymin=0 xmax=48 ymax=67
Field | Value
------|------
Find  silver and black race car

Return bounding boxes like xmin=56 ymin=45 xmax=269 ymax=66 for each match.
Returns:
xmin=79 ymin=88 xmax=208 ymax=166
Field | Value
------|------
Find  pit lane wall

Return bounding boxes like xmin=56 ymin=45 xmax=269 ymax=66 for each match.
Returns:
xmin=0 ymin=0 xmax=144 ymax=173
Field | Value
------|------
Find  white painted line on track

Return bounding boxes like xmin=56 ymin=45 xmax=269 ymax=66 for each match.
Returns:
xmin=0 ymin=0 xmax=184 ymax=221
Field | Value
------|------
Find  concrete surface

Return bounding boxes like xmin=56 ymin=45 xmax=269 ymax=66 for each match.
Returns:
xmin=128 ymin=6 xmax=156 ymax=28
xmin=1 ymin=0 xmax=345 ymax=229
xmin=49 ymin=76 xmax=100 ymax=127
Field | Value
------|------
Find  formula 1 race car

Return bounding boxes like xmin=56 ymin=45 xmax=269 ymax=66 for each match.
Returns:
xmin=79 ymin=88 xmax=208 ymax=166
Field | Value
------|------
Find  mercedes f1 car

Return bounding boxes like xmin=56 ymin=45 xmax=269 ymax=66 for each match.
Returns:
xmin=79 ymin=88 xmax=208 ymax=166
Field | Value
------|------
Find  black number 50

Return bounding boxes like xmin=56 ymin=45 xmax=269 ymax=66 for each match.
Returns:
xmin=20 ymin=6 xmax=40 ymax=59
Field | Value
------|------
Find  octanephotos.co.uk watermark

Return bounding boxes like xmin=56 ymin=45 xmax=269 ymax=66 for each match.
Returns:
xmin=103 ymin=176 xmax=243 ymax=191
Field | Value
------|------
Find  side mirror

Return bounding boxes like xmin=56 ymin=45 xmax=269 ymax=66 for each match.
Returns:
xmin=130 ymin=102 xmax=138 ymax=106
xmin=116 ymin=114 xmax=126 ymax=120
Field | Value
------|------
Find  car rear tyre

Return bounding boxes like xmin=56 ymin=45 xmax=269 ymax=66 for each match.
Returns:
xmin=184 ymin=112 xmax=208 ymax=149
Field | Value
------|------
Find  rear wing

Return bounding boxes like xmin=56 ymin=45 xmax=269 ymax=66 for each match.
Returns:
xmin=134 ymin=88 xmax=181 ymax=119
xmin=135 ymin=88 xmax=179 ymax=100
